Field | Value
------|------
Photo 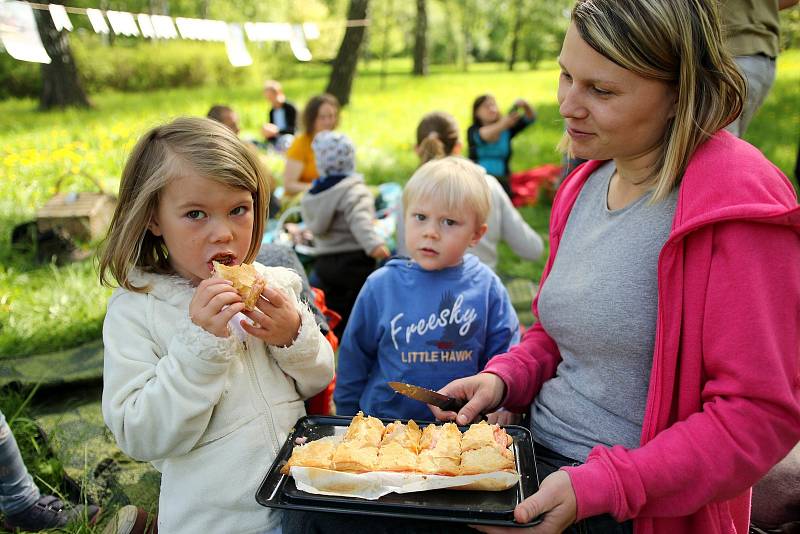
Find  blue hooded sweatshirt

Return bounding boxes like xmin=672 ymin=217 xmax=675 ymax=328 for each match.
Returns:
xmin=334 ymin=254 xmax=520 ymax=421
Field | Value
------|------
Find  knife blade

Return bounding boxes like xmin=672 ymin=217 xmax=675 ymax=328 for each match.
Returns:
xmin=388 ymin=381 xmax=465 ymax=412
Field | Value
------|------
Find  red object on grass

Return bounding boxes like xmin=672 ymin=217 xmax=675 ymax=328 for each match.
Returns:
xmin=305 ymin=287 xmax=340 ymax=415
xmin=510 ymin=164 xmax=562 ymax=207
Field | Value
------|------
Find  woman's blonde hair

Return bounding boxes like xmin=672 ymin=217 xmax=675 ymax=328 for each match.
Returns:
xmin=99 ymin=117 xmax=269 ymax=291
xmin=563 ymin=0 xmax=745 ymax=202
xmin=416 ymin=112 xmax=460 ymax=164
xmin=403 ymin=156 xmax=491 ymax=226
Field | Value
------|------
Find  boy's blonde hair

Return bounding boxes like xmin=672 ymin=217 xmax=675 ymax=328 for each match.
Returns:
xmin=99 ymin=117 xmax=269 ymax=292
xmin=561 ymin=0 xmax=745 ymax=203
xmin=403 ymin=156 xmax=490 ymax=227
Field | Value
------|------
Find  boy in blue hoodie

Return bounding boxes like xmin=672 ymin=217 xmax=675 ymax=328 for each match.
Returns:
xmin=334 ymin=156 xmax=520 ymax=422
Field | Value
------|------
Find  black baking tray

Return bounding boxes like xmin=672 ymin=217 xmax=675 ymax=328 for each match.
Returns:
xmin=256 ymin=415 xmax=542 ymax=527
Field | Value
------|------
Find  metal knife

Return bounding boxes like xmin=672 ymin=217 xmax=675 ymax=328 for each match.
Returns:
xmin=388 ymin=381 xmax=466 ymax=412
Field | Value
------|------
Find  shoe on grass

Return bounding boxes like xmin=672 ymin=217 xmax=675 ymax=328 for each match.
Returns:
xmin=102 ymin=505 xmax=157 ymax=534
xmin=3 ymin=494 xmax=100 ymax=531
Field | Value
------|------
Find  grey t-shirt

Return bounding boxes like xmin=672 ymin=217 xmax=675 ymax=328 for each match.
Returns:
xmin=531 ymin=162 xmax=678 ymax=462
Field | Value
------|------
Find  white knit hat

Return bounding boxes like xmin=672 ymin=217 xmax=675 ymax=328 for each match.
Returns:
xmin=312 ymin=130 xmax=355 ymax=176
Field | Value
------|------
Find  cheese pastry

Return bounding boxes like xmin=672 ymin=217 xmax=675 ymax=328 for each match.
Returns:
xmin=461 ymin=421 xmax=512 ymax=452
xmin=417 ymin=422 xmax=462 ymax=475
xmin=281 ymin=436 xmax=338 ymax=474
xmin=212 ymin=261 xmax=266 ymax=311
xmin=343 ymin=412 xmax=385 ymax=447
xmin=459 ymin=445 xmax=515 ymax=475
xmin=377 ymin=421 xmax=421 ymax=471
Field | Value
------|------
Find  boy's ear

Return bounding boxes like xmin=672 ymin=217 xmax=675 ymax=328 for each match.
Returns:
xmin=470 ymin=223 xmax=488 ymax=246
xmin=148 ymin=215 xmax=163 ymax=237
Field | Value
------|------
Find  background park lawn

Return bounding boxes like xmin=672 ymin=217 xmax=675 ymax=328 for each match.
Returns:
xmin=1 ymin=53 xmax=799 ymax=360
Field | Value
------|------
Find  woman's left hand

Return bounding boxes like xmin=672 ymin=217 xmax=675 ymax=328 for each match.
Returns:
xmin=470 ymin=471 xmax=577 ymax=534
xmin=241 ymin=286 xmax=302 ymax=347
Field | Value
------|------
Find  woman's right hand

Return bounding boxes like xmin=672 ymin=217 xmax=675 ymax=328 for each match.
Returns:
xmin=189 ymin=278 xmax=245 ymax=338
xmin=429 ymin=373 xmax=507 ymax=425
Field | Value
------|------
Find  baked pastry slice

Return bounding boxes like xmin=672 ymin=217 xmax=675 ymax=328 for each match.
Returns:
xmin=343 ymin=412 xmax=386 ymax=448
xmin=281 ymin=436 xmax=338 ymax=474
xmin=417 ymin=422 xmax=462 ymax=476
xmin=459 ymin=445 xmax=515 ymax=475
xmin=461 ymin=421 xmax=512 ymax=452
xmin=212 ymin=261 xmax=266 ymax=311
xmin=377 ymin=420 xmax=421 ymax=472
xmin=332 ymin=441 xmax=379 ymax=473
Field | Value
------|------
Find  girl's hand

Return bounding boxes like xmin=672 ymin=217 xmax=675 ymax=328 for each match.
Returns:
xmin=470 ymin=471 xmax=577 ymax=534
xmin=240 ymin=285 xmax=302 ymax=347
xmin=189 ymin=279 xmax=245 ymax=338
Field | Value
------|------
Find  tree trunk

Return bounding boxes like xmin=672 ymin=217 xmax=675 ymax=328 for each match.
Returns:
xmin=380 ymin=0 xmax=394 ymax=89
xmin=325 ymin=0 xmax=370 ymax=107
xmin=412 ymin=0 xmax=428 ymax=76
xmin=507 ymin=1 xmax=523 ymax=71
xmin=34 ymin=2 xmax=91 ymax=110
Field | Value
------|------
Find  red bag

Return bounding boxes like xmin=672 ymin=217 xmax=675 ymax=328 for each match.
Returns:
xmin=510 ymin=164 xmax=562 ymax=207
xmin=305 ymin=287 xmax=341 ymax=415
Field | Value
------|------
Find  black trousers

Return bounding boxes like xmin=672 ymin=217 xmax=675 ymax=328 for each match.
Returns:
xmin=313 ymin=250 xmax=377 ymax=340
xmin=281 ymin=443 xmax=633 ymax=534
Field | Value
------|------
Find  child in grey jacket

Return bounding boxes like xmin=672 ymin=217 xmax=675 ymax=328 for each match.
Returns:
xmin=300 ymin=131 xmax=389 ymax=339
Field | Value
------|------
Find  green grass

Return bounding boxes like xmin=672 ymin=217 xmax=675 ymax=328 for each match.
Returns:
xmin=0 ymin=52 xmax=798 ymax=358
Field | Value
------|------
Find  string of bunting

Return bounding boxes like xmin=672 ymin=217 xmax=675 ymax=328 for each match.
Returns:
xmin=0 ymin=0 xmax=370 ymax=66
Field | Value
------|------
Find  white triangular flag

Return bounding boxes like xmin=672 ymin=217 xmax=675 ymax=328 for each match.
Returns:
xmin=289 ymin=24 xmax=311 ymax=61
xmin=244 ymin=21 xmax=292 ymax=42
xmin=86 ymin=8 xmax=109 ymax=34
xmin=48 ymin=4 xmax=72 ymax=32
xmin=302 ymin=22 xmax=319 ymax=40
xmin=106 ymin=10 xmax=139 ymax=37
xmin=150 ymin=15 xmax=177 ymax=39
xmin=0 ymin=1 xmax=51 ymax=63
xmin=225 ymin=23 xmax=251 ymax=67
xmin=137 ymin=13 xmax=154 ymax=38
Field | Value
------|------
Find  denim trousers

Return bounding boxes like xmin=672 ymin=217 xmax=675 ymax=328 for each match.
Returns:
xmin=0 ymin=409 xmax=40 ymax=515
xmin=281 ymin=443 xmax=633 ymax=534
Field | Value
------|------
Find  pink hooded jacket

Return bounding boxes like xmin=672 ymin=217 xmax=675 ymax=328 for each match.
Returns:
xmin=484 ymin=131 xmax=800 ymax=534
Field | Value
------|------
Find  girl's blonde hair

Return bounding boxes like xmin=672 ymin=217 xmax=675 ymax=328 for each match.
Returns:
xmin=416 ymin=112 xmax=460 ymax=164
xmin=562 ymin=0 xmax=745 ymax=202
xmin=99 ymin=117 xmax=269 ymax=291
xmin=403 ymin=156 xmax=491 ymax=226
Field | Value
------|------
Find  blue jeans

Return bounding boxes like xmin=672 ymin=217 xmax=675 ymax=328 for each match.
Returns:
xmin=0 ymin=410 xmax=40 ymax=515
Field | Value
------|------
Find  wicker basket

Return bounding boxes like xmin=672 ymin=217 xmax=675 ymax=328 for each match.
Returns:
xmin=36 ymin=174 xmax=117 ymax=242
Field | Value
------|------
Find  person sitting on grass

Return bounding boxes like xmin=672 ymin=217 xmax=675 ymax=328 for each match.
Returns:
xmin=0 ymin=409 xmax=100 ymax=531
xmin=300 ymin=130 xmax=390 ymax=340
xmin=468 ymin=94 xmax=537 ymax=198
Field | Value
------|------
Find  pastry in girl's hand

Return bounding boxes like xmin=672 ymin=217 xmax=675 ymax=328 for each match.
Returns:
xmin=212 ymin=261 xmax=266 ymax=311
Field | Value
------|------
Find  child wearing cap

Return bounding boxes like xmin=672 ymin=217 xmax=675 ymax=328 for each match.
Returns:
xmin=300 ymin=131 xmax=390 ymax=339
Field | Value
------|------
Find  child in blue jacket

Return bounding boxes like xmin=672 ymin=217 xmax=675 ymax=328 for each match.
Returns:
xmin=334 ymin=156 xmax=520 ymax=421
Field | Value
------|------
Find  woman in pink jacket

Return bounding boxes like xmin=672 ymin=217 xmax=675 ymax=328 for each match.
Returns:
xmin=432 ymin=1 xmax=800 ymax=533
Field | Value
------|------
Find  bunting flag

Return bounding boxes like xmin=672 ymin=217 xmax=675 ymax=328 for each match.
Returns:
xmin=175 ymin=17 xmax=227 ymax=41
xmin=106 ymin=10 xmax=138 ymax=37
xmin=244 ymin=21 xmax=292 ymax=42
xmin=0 ymin=0 xmax=51 ymax=63
xmin=289 ymin=24 xmax=311 ymax=62
xmin=2 ymin=1 xmax=331 ymax=66
xmin=48 ymin=3 xmax=72 ymax=32
xmin=302 ymin=22 xmax=319 ymax=40
xmin=150 ymin=14 xmax=177 ymax=39
xmin=86 ymin=8 xmax=108 ymax=34
xmin=136 ymin=13 xmax=155 ymax=38
xmin=225 ymin=22 xmax=251 ymax=67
